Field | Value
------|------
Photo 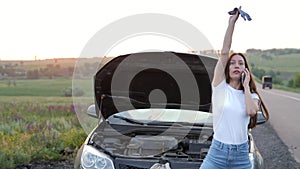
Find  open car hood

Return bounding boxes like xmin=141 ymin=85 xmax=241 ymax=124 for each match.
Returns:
xmin=94 ymin=51 xmax=217 ymax=119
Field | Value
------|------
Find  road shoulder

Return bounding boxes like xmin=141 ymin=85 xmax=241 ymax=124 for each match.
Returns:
xmin=252 ymin=122 xmax=300 ymax=169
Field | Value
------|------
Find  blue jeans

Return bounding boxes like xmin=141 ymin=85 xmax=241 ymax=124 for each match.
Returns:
xmin=200 ymin=139 xmax=251 ymax=169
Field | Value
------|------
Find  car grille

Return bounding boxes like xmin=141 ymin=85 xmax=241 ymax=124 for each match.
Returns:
xmin=119 ymin=164 xmax=147 ymax=169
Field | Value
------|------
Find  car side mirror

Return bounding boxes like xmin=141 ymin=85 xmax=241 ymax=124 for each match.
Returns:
xmin=87 ymin=104 xmax=98 ymax=118
xmin=257 ymin=111 xmax=266 ymax=125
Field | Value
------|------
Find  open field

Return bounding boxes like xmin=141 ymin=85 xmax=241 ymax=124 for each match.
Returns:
xmin=0 ymin=78 xmax=93 ymax=97
xmin=247 ymin=52 xmax=300 ymax=82
xmin=247 ymin=53 xmax=300 ymax=73
xmin=0 ymin=79 xmax=72 ymax=96
xmin=0 ymin=96 xmax=87 ymax=168
xmin=0 ymin=78 xmax=93 ymax=168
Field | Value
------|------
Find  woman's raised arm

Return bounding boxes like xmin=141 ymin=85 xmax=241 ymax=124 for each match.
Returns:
xmin=212 ymin=10 xmax=240 ymax=87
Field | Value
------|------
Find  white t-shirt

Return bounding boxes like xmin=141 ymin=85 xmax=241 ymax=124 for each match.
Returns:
xmin=212 ymin=80 xmax=259 ymax=144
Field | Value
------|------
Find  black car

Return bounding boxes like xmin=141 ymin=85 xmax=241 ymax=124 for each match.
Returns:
xmin=75 ymin=51 xmax=266 ymax=169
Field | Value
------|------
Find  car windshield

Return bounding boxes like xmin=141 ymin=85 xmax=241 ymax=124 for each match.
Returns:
xmin=264 ymin=77 xmax=272 ymax=82
xmin=112 ymin=109 xmax=212 ymax=125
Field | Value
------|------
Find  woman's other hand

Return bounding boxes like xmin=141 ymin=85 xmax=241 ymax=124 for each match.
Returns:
xmin=242 ymin=68 xmax=251 ymax=89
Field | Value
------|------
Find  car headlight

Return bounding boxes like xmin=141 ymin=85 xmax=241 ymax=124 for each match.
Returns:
xmin=81 ymin=145 xmax=115 ymax=169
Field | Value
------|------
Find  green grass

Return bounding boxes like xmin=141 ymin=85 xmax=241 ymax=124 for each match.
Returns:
xmin=0 ymin=76 xmax=99 ymax=168
xmin=247 ymin=53 xmax=300 ymax=73
xmin=254 ymin=76 xmax=300 ymax=94
xmin=247 ymin=52 xmax=300 ymax=86
xmin=0 ymin=79 xmax=71 ymax=96
xmin=0 ymin=78 xmax=94 ymax=168
xmin=0 ymin=96 xmax=87 ymax=168
xmin=0 ymin=78 xmax=93 ymax=96
xmin=272 ymin=84 xmax=300 ymax=94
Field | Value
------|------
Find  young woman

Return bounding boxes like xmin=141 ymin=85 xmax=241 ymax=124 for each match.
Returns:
xmin=200 ymin=8 xmax=270 ymax=169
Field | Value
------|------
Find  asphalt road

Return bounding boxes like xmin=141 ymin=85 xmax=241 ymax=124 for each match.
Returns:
xmin=257 ymin=85 xmax=300 ymax=162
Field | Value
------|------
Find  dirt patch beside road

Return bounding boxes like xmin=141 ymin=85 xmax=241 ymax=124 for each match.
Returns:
xmin=16 ymin=160 xmax=73 ymax=169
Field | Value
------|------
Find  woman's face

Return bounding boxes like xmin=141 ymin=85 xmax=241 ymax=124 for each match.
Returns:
xmin=229 ymin=54 xmax=246 ymax=81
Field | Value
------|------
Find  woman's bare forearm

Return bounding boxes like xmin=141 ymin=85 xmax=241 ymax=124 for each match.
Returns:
xmin=221 ymin=23 xmax=235 ymax=56
xmin=244 ymin=88 xmax=259 ymax=116
xmin=221 ymin=11 xmax=239 ymax=55
xmin=212 ymin=13 xmax=239 ymax=87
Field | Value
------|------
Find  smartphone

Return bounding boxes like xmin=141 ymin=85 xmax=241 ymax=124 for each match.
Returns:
xmin=241 ymin=72 xmax=245 ymax=84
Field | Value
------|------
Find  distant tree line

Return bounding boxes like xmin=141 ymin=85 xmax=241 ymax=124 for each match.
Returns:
xmin=26 ymin=64 xmax=74 ymax=79
xmin=246 ymin=48 xmax=300 ymax=55
xmin=0 ymin=63 xmax=74 ymax=80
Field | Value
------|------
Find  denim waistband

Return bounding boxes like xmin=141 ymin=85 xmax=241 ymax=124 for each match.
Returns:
xmin=212 ymin=139 xmax=249 ymax=152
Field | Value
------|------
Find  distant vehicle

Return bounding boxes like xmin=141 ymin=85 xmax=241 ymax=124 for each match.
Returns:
xmin=262 ymin=76 xmax=272 ymax=89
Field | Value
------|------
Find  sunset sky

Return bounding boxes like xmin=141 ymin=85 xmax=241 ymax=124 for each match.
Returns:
xmin=0 ymin=0 xmax=299 ymax=60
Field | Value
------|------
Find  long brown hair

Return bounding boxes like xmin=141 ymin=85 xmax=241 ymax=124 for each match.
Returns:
xmin=225 ymin=53 xmax=270 ymax=128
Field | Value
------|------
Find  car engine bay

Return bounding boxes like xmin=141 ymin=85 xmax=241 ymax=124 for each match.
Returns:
xmin=89 ymin=125 xmax=213 ymax=161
